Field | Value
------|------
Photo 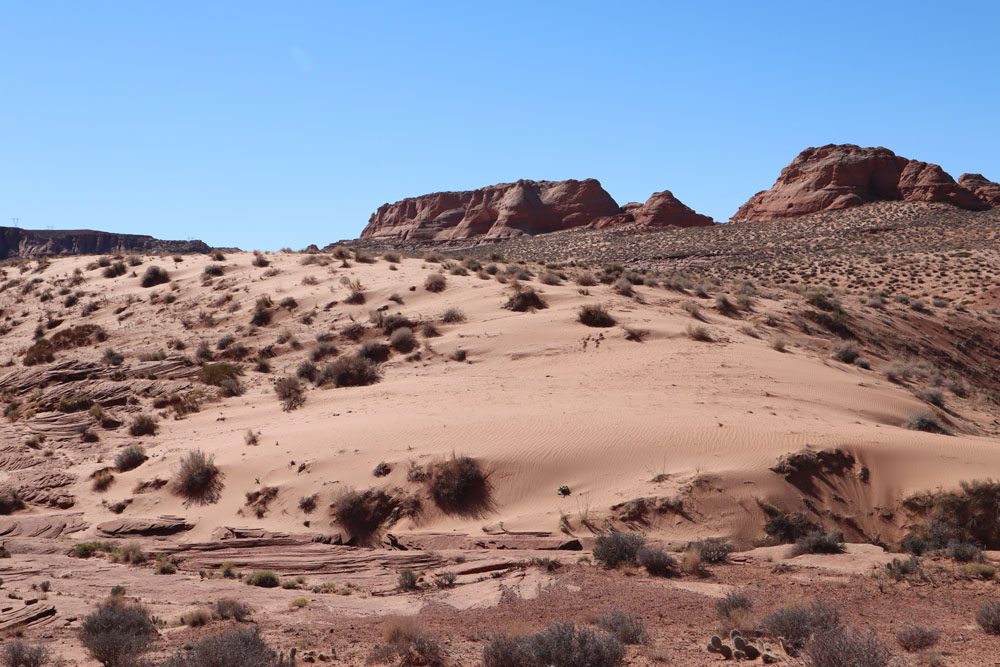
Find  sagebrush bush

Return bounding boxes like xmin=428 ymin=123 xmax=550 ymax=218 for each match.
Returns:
xmin=976 ymin=600 xmax=1000 ymax=634
xmin=244 ymin=570 xmax=280 ymax=588
xmin=483 ymin=622 xmax=624 ymax=667
xmin=762 ymin=600 xmax=841 ymax=655
xmin=763 ymin=510 xmax=819 ymax=544
xmin=162 ymin=627 xmax=278 ymax=667
xmin=905 ymin=410 xmax=947 ymax=433
xmin=171 ymin=449 xmax=224 ymax=505
xmin=595 ymin=611 xmax=648 ymax=645
xmin=593 ymin=531 xmax=645 ymax=568
xmin=578 ymin=304 xmax=615 ymax=327
xmin=424 ymin=273 xmax=447 ymax=292
xmin=332 ymin=488 xmax=398 ymax=544
xmin=636 ymin=545 xmax=676 ymax=577
xmin=427 ymin=455 xmax=490 ymax=515
xmin=1 ymin=639 xmax=50 ymax=667
xmin=389 ymin=327 xmax=417 ymax=353
xmin=896 ymin=625 xmax=941 ymax=652
xmin=440 ymin=307 xmax=466 ymax=323
xmin=128 ymin=414 xmax=158 ymax=437
xmin=691 ymin=538 xmax=731 ymax=563
xmin=114 ymin=445 xmax=147 ymax=472
xmin=503 ymin=285 xmax=548 ymax=312
xmin=140 ymin=265 xmax=170 ymax=288
xmin=274 ymin=375 xmax=305 ymax=410
xmin=80 ymin=600 xmax=156 ymax=667
xmin=805 ymin=626 xmax=890 ymax=667
xmin=793 ymin=530 xmax=845 ymax=555
xmin=321 ymin=355 xmax=382 ymax=387
xmin=214 ymin=598 xmax=253 ymax=622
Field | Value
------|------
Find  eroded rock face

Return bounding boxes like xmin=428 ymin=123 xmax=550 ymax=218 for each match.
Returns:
xmin=596 ymin=190 xmax=714 ymax=229
xmin=0 ymin=227 xmax=210 ymax=260
xmin=361 ymin=179 xmax=621 ymax=240
xmin=733 ymin=144 xmax=990 ymax=221
xmin=959 ymin=173 xmax=1000 ymax=207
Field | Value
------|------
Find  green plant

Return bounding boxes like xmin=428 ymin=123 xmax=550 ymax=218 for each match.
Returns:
xmin=792 ymin=530 xmax=845 ymax=556
xmin=593 ymin=531 xmax=645 ymax=568
xmin=80 ymin=600 xmax=157 ymax=667
xmin=244 ymin=570 xmax=280 ymax=588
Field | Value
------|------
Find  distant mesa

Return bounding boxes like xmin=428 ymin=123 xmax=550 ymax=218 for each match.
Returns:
xmin=732 ymin=144 xmax=993 ymax=221
xmin=0 ymin=227 xmax=211 ymax=260
xmin=359 ymin=179 xmax=714 ymax=241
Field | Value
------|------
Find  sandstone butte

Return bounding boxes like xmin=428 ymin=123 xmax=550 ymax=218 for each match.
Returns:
xmin=732 ymin=143 xmax=995 ymax=221
xmin=359 ymin=178 xmax=715 ymax=241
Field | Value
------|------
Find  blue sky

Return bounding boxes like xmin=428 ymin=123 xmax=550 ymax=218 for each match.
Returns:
xmin=1 ymin=2 xmax=998 ymax=249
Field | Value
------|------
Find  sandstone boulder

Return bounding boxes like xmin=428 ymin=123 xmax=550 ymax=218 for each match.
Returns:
xmin=958 ymin=173 xmax=1000 ymax=207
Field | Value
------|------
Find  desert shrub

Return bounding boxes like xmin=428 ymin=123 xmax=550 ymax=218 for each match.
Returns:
xmin=114 ymin=445 xmax=147 ymax=472
xmin=905 ymin=480 xmax=1000 ymax=548
xmin=503 ymin=285 xmax=547 ymax=312
xmin=762 ymin=600 xmax=841 ymax=655
xmin=440 ymin=307 xmax=465 ymax=323
xmin=80 ymin=600 xmax=156 ymax=667
xmin=576 ymin=271 xmax=597 ymax=286
xmin=341 ymin=322 xmax=366 ymax=340
xmin=578 ymin=304 xmax=615 ymax=327
xmin=715 ymin=591 xmax=753 ymax=627
xmin=331 ymin=488 xmax=399 ymax=544
xmin=128 ymin=414 xmax=158 ymax=437
xmin=398 ymin=568 xmax=419 ymax=590
xmin=483 ymin=622 xmax=624 ymax=667
xmin=296 ymin=360 xmax=318 ymax=382
xmin=424 ymin=273 xmax=447 ymax=292
xmin=171 ymin=449 xmax=224 ymax=504
xmin=140 ymin=265 xmax=170 ymax=288
xmin=382 ymin=251 xmax=401 ymax=263
xmin=977 ymin=600 xmax=1000 ymax=634
xmin=636 ymin=546 xmax=676 ymax=577
xmin=763 ymin=510 xmax=819 ymax=544
xmin=376 ymin=312 xmax=416 ymax=335
xmin=154 ymin=556 xmax=177 ymax=574
xmin=916 ymin=387 xmax=945 ymax=408
xmin=622 ymin=326 xmax=649 ymax=342
xmin=830 ymin=341 xmax=859 ymax=363
xmin=691 ymin=538 xmax=731 ymax=563
xmin=373 ymin=461 xmax=392 ymax=477
xmin=884 ymin=555 xmax=921 ymax=580
xmin=595 ymin=611 xmax=647 ymax=645
xmin=962 ymin=562 xmax=996 ymax=580
xmin=905 ymin=410 xmax=947 ymax=433
xmin=792 ymin=530 xmax=845 ymax=555
xmin=91 ymin=469 xmax=115 ymax=492
xmin=896 ymin=625 xmax=941 ymax=652
xmin=593 ymin=531 xmax=645 ymax=568
xmin=180 ymin=607 xmax=211 ymax=627
xmin=804 ymin=626 xmax=890 ymax=667
xmin=0 ymin=490 xmax=24 ymax=515
xmin=213 ymin=598 xmax=252 ymax=622
xmin=321 ymin=355 xmax=382 ymax=387
xmin=358 ymin=341 xmax=391 ymax=362
xmin=244 ymin=570 xmax=280 ymax=588
xmin=948 ymin=541 xmax=983 ymax=563
xmin=202 ymin=264 xmax=224 ymax=278
xmin=686 ymin=324 xmax=713 ymax=341
xmin=372 ymin=615 xmax=446 ymax=667
xmin=251 ymin=252 xmax=270 ymax=267
xmin=389 ymin=327 xmax=417 ymax=353
xmin=274 ymin=375 xmax=305 ymax=410
xmin=0 ymin=639 xmax=50 ymax=667
xmin=162 ymin=627 xmax=278 ymax=667
xmin=427 ymin=455 xmax=490 ymax=514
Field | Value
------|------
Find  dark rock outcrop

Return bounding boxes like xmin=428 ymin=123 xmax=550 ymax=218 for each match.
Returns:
xmin=96 ymin=515 xmax=194 ymax=537
xmin=958 ymin=173 xmax=1000 ymax=207
xmin=733 ymin=144 xmax=990 ymax=221
xmin=361 ymin=179 xmax=622 ymax=241
xmin=0 ymin=227 xmax=210 ymax=260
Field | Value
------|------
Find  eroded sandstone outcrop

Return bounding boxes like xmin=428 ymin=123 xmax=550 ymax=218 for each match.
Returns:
xmin=958 ymin=173 xmax=1000 ymax=207
xmin=0 ymin=227 xmax=210 ymax=260
xmin=733 ymin=144 xmax=990 ymax=221
xmin=595 ymin=190 xmax=714 ymax=229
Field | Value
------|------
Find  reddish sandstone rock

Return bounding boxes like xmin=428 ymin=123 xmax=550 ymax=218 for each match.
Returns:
xmin=594 ymin=191 xmax=713 ymax=229
xmin=733 ymin=144 xmax=989 ymax=221
xmin=959 ymin=173 xmax=1000 ymax=207
xmin=361 ymin=179 xmax=621 ymax=241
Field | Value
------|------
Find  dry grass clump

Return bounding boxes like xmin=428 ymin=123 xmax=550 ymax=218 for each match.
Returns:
xmin=369 ymin=615 xmax=445 ymax=667
xmin=198 ymin=362 xmax=244 ymax=396
xmin=716 ymin=590 xmax=755 ymax=634
xmin=275 ymin=375 xmax=306 ymax=410
xmin=389 ymin=327 xmax=417 ymax=353
xmin=358 ymin=341 xmax=391 ymax=363
xmin=578 ymin=304 xmax=615 ymax=327
xmin=440 ymin=307 xmax=466 ymax=323
xmin=0 ymin=639 xmax=50 ymax=667
xmin=426 ymin=455 xmax=491 ymax=515
xmin=622 ymin=326 xmax=649 ymax=342
xmin=424 ymin=273 xmax=447 ymax=293
xmin=91 ymin=469 xmax=116 ymax=492
xmin=977 ymin=600 xmax=1000 ymax=634
xmin=213 ymin=598 xmax=253 ymax=622
xmin=140 ymin=265 xmax=170 ymax=288
xmin=686 ymin=324 xmax=713 ymax=342
xmin=171 ymin=449 xmax=224 ymax=505
xmin=792 ymin=530 xmax=845 ymax=555
xmin=636 ymin=545 xmax=677 ymax=577
xmin=595 ymin=610 xmax=648 ymax=645
xmin=904 ymin=410 xmax=948 ymax=434
xmin=503 ymin=284 xmax=548 ymax=312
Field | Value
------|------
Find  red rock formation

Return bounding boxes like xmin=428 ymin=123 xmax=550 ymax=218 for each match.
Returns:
xmin=361 ymin=179 xmax=621 ymax=241
xmin=958 ymin=173 xmax=1000 ymax=207
xmin=594 ymin=191 xmax=714 ymax=229
xmin=0 ymin=227 xmax=210 ymax=259
xmin=733 ymin=144 xmax=990 ymax=221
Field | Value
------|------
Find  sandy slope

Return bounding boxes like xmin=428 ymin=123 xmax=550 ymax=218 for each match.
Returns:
xmin=2 ymin=251 xmax=997 ymax=549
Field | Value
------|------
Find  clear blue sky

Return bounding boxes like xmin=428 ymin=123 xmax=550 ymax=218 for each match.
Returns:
xmin=2 ymin=2 xmax=998 ymax=249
